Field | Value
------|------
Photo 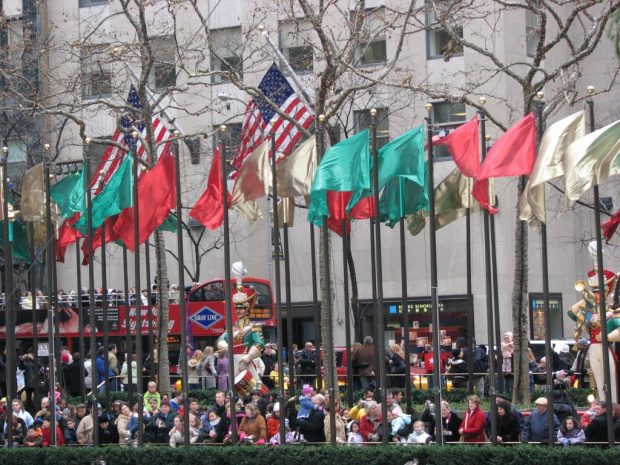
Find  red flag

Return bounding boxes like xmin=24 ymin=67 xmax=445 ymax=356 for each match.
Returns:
xmin=81 ymin=215 xmax=121 ymax=265
xmin=434 ymin=117 xmax=479 ymax=178
xmin=325 ymin=191 xmax=375 ymax=236
xmin=114 ymin=153 xmax=176 ymax=251
xmin=56 ymin=213 xmax=83 ymax=263
xmin=602 ymin=211 xmax=620 ymax=244
xmin=190 ymin=146 xmax=231 ymax=230
xmin=472 ymin=113 xmax=536 ymax=213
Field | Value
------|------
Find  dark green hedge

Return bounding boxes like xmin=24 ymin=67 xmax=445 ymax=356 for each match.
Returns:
xmin=1 ymin=445 xmax=620 ymax=465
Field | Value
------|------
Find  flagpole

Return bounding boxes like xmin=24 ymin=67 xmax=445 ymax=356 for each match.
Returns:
xmin=144 ymin=241 xmax=156 ymax=386
xmin=100 ymin=218 xmax=111 ymax=407
xmin=425 ymin=104 xmax=443 ymax=443
xmin=317 ymin=114 xmax=337 ymax=445
xmin=129 ymin=140 xmax=145 ymax=446
xmin=477 ymin=100 xmax=497 ymax=445
xmin=83 ymin=150 xmax=99 ymax=445
xmin=310 ymin=224 xmax=322 ymax=389
xmin=75 ymin=236 xmax=86 ymax=402
xmin=28 ymin=225 xmax=40 ymax=405
xmin=122 ymin=245 xmax=134 ymax=405
xmin=489 ymin=210 xmax=504 ymax=394
xmin=43 ymin=151 xmax=58 ymax=445
xmin=466 ymin=196 xmax=474 ymax=395
xmin=399 ymin=219 xmax=413 ymax=411
xmin=170 ymin=133 xmax=190 ymax=445
xmin=282 ymin=207 xmax=295 ymax=398
xmin=2 ymin=145 xmax=16 ymax=447
xmin=219 ymin=126 xmax=237 ymax=444
xmin=342 ymin=219 xmax=353 ymax=407
xmin=369 ymin=109 xmax=389 ymax=445
xmin=587 ymin=87 xmax=615 ymax=445
xmin=269 ymin=121 xmax=289 ymax=444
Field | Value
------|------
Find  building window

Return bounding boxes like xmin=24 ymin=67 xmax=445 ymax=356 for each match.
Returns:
xmin=5 ymin=19 xmax=24 ymax=71
xmin=432 ymin=101 xmax=466 ymax=159
xmin=83 ymin=137 xmax=111 ymax=178
xmin=5 ymin=139 xmax=28 ymax=185
xmin=81 ymin=44 xmax=112 ymax=99
xmin=211 ymin=27 xmax=243 ymax=84
xmin=526 ymin=11 xmax=540 ymax=58
xmin=212 ymin=122 xmax=242 ymax=157
xmin=147 ymin=37 xmax=176 ymax=89
xmin=79 ymin=0 xmax=108 ymax=7
xmin=426 ymin=1 xmax=463 ymax=59
xmin=352 ymin=8 xmax=387 ymax=66
xmin=354 ymin=108 xmax=389 ymax=150
xmin=279 ymin=21 xmax=313 ymax=73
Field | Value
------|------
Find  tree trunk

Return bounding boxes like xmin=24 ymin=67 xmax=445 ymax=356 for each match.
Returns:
xmin=347 ymin=247 xmax=362 ymax=344
xmin=319 ymin=227 xmax=337 ymax=388
xmin=512 ymin=176 xmax=530 ymax=405
xmin=155 ymin=230 xmax=171 ymax=395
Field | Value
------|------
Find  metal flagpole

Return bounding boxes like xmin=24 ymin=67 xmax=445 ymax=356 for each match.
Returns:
xmin=343 ymin=220 xmax=354 ymax=407
xmin=171 ymin=133 xmax=190 ymax=445
xmin=43 ymin=153 xmax=57 ymax=445
xmin=28 ymin=226 xmax=40 ymax=405
xmin=270 ymin=121 xmax=288 ymax=444
xmin=75 ymin=236 xmax=86 ymax=403
xmin=310 ymin=224 xmax=322 ymax=389
xmin=466 ymin=201 xmax=475 ymax=395
xmin=2 ymin=146 xmax=15 ymax=447
xmin=122 ymin=245 xmax=134 ymax=405
xmin=317 ymin=114 xmax=337 ymax=445
xmin=219 ymin=126 xmax=237 ymax=444
xmin=144 ymin=241 xmax=156 ymax=385
xmin=531 ymin=93 xmax=556 ymax=445
xmin=83 ymin=150 xmax=99 ymax=446
xmin=490 ymin=212 xmax=504 ymax=394
xmin=587 ymin=87 xmax=615 ymax=446
xmin=101 ymin=218 xmax=111 ymax=406
xmin=477 ymin=100 xmax=497 ymax=445
xmin=282 ymin=205 xmax=295 ymax=398
xmin=399 ymin=219 xmax=413 ymax=412
xmin=425 ymin=104 xmax=443 ymax=444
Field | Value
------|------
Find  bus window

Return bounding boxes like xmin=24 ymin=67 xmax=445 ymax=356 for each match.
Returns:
xmin=188 ymin=281 xmax=225 ymax=302
xmin=245 ymin=282 xmax=271 ymax=306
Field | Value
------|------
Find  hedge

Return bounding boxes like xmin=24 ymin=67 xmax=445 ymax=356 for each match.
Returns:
xmin=1 ymin=445 xmax=620 ymax=465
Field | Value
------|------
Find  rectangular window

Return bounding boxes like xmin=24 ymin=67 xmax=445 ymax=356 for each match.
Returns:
xmin=147 ymin=37 xmax=176 ymax=89
xmin=6 ymin=139 xmax=28 ymax=185
xmin=79 ymin=0 xmax=108 ymax=7
xmin=426 ymin=1 xmax=463 ymax=59
xmin=354 ymin=108 xmax=389 ymax=150
xmin=526 ymin=11 xmax=540 ymax=58
xmin=211 ymin=27 xmax=243 ymax=84
xmin=352 ymin=8 xmax=387 ymax=66
xmin=83 ymin=137 xmax=111 ymax=178
xmin=81 ymin=44 xmax=112 ymax=99
xmin=279 ymin=21 xmax=313 ymax=73
xmin=432 ymin=101 xmax=466 ymax=159
xmin=6 ymin=20 xmax=24 ymax=71
xmin=212 ymin=122 xmax=242 ymax=156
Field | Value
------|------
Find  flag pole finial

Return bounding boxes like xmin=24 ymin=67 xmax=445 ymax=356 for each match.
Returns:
xmin=220 ymin=125 xmax=227 ymax=133
xmin=318 ymin=114 xmax=326 ymax=122
xmin=131 ymin=131 xmax=139 ymax=139
xmin=425 ymin=103 xmax=433 ymax=111
xmin=84 ymin=138 xmax=91 ymax=145
xmin=258 ymin=24 xmax=265 ymax=31
xmin=173 ymin=130 xmax=180 ymax=138
xmin=2 ymin=147 xmax=8 ymax=154
xmin=536 ymin=92 xmax=544 ymax=100
xmin=270 ymin=118 xmax=277 ymax=126
xmin=370 ymin=108 xmax=377 ymax=116
xmin=587 ymin=85 xmax=595 ymax=94
xmin=485 ymin=135 xmax=491 ymax=142
xmin=479 ymin=97 xmax=486 ymax=105
xmin=43 ymin=143 xmax=50 ymax=151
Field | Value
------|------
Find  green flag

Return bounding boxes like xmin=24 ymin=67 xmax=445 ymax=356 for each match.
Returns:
xmin=307 ymin=130 xmax=371 ymax=227
xmin=74 ymin=155 xmax=133 ymax=233
xmin=377 ymin=126 xmax=428 ymax=227
xmin=50 ymin=171 xmax=84 ymax=218
xmin=66 ymin=164 xmax=87 ymax=216
xmin=0 ymin=220 xmax=31 ymax=264
xmin=156 ymin=213 xmax=178 ymax=233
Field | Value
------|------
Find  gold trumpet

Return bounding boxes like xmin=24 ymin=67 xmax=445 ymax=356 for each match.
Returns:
xmin=575 ymin=280 xmax=595 ymax=302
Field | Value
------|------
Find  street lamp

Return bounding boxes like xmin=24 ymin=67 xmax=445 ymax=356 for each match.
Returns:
xmin=217 ymin=92 xmax=246 ymax=108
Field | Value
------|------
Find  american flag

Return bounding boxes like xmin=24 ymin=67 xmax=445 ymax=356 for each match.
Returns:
xmin=232 ymin=63 xmax=314 ymax=170
xmin=90 ymin=85 xmax=172 ymax=193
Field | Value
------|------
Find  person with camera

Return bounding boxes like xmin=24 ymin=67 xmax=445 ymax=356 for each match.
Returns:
xmin=18 ymin=349 xmax=37 ymax=409
xmin=296 ymin=341 xmax=317 ymax=388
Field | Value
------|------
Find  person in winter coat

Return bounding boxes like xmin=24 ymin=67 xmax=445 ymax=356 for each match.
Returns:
xmin=522 ymin=397 xmax=560 ymax=444
xmin=144 ymin=399 xmax=175 ymax=444
xmin=351 ymin=337 xmax=376 ymax=391
xmin=324 ymin=397 xmax=346 ymax=444
xmin=120 ymin=352 xmax=139 ymax=394
xmin=459 ymin=395 xmax=486 ymax=443
xmin=407 ymin=420 xmax=432 ymax=444
xmin=237 ymin=403 xmax=267 ymax=444
xmin=495 ymin=400 xmax=521 ymax=444
xmin=67 ymin=353 xmax=83 ymax=397
xmin=18 ymin=350 xmax=38 ymax=408
xmin=216 ymin=350 xmax=229 ymax=391
xmin=200 ymin=347 xmax=218 ymax=390
xmin=388 ymin=344 xmax=406 ymax=388
xmin=41 ymin=416 xmax=64 ymax=446
xmin=422 ymin=400 xmax=462 ymax=443
xmin=115 ymin=403 xmax=132 ymax=447
xmin=359 ymin=400 xmax=382 ymax=443
xmin=557 ymin=416 xmax=585 ymax=446
xmin=187 ymin=350 xmax=204 ymax=391
xmin=296 ymin=395 xmax=326 ymax=443
xmin=447 ymin=349 xmax=468 ymax=389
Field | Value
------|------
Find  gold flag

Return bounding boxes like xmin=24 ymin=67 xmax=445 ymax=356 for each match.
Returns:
xmin=231 ymin=140 xmax=270 ymax=206
xmin=519 ymin=111 xmax=585 ymax=231
xmin=276 ymin=136 xmax=317 ymax=197
xmin=21 ymin=163 xmax=46 ymax=222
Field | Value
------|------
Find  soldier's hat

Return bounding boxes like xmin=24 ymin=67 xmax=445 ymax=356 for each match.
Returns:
xmin=587 ymin=268 xmax=617 ymax=296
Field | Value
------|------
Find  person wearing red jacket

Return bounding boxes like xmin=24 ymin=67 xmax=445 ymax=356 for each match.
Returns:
xmin=359 ymin=401 xmax=382 ymax=444
xmin=41 ymin=417 xmax=65 ymax=446
xmin=458 ymin=395 xmax=486 ymax=443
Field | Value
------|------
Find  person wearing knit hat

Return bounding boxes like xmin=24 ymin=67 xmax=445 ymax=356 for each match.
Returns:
xmin=297 ymin=384 xmax=322 ymax=420
xmin=570 ymin=338 xmax=591 ymax=388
